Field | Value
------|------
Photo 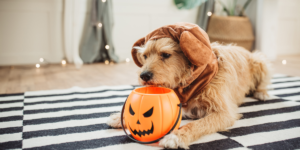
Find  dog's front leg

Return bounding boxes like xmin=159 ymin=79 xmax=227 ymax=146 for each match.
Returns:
xmin=159 ymin=111 xmax=238 ymax=149
xmin=107 ymin=112 xmax=126 ymax=128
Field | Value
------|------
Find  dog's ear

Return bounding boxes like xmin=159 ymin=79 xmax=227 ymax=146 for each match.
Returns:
xmin=132 ymin=37 xmax=145 ymax=67
xmin=179 ymin=31 xmax=212 ymax=66
xmin=132 ymin=46 xmax=145 ymax=66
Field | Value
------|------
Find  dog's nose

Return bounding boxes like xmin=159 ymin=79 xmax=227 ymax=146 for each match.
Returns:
xmin=140 ymin=71 xmax=153 ymax=82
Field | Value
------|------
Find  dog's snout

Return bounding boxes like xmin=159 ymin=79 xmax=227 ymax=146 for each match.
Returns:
xmin=140 ymin=71 xmax=153 ymax=82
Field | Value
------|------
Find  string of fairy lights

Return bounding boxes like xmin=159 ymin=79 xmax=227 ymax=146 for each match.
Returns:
xmin=35 ymin=0 xmax=130 ymax=69
xmin=35 ymin=58 xmax=67 ymax=68
xmin=34 ymin=3 xmax=288 ymax=69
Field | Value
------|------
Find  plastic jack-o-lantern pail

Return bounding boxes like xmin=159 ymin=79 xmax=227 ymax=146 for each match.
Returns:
xmin=121 ymin=86 xmax=182 ymax=144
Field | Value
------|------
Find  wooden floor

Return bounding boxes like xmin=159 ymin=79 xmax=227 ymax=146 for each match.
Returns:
xmin=0 ymin=62 xmax=139 ymax=94
xmin=1 ymin=54 xmax=300 ymax=94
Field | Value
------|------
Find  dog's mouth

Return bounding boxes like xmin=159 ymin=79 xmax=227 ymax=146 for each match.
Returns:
xmin=140 ymin=78 xmax=172 ymax=88
xmin=141 ymin=79 xmax=161 ymax=86
xmin=129 ymin=122 xmax=154 ymax=137
xmin=143 ymin=81 xmax=164 ymax=87
xmin=142 ymin=81 xmax=173 ymax=89
xmin=143 ymin=81 xmax=156 ymax=86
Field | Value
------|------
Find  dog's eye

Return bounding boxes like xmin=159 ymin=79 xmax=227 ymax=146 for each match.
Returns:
xmin=161 ymin=53 xmax=171 ymax=59
xmin=143 ymin=55 xmax=147 ymax=59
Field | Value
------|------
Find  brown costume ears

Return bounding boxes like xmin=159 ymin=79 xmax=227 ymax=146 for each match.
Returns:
xmin=131 ymin=23 xmax=213 ymax=68
xmin=180 ymin=31 xmax=212 ymax=66
xmin=132 ymin=37 xmax=145 ymax=67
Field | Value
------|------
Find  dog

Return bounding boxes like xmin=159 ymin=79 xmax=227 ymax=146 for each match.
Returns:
xmin=107 ymin=25 xmax=271 ymax=149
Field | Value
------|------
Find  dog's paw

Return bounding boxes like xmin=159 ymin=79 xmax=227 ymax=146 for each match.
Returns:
xmin=254 ymin=91 xmax=269 ymax=101
xmin=159 ymin=133 xmax=189 ymax=149
xmin=106 ymin=113 xmax=123 ymax=128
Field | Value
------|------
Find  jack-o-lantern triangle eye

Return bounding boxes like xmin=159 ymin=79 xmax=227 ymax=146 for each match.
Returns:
xmin=129 ymin=104 xmax=135 ymax=116
xmin=143 ymin=107 xmax=153 ymax=117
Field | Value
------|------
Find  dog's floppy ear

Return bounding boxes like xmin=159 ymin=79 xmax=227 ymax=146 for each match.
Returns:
xmin=133 ymin=46 xmax=145 ymax=66
xmin=179 ymin=31 xmax=212 ymax=66
xmin=131 ymin=37 xmax=145 ymax=67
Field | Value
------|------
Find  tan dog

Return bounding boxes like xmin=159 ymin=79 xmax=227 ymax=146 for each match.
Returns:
xmin=107 ymin=26 xmax=271 ymax=149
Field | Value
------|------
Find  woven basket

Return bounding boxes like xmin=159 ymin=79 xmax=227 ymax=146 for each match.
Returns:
xmin=207 ymin=15 xmax=254 ymax=51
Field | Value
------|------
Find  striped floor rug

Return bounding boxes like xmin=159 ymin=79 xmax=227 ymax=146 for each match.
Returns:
xmin=1 ymin=74 xmax=300 ymax=150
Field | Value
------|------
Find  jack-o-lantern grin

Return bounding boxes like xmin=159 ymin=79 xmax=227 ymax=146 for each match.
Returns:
xmin=128 ymin=104 xmax=155 ymax=137
xmin=129 ymin=122 xmax=154 ymax=137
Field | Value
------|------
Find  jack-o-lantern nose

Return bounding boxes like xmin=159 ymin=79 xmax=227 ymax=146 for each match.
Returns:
xmin=137 ymin=120 xmax=141 ymax=124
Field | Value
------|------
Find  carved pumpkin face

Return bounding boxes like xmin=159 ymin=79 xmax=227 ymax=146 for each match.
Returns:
xmin=124 ymin=87 xmax=181 ymax=142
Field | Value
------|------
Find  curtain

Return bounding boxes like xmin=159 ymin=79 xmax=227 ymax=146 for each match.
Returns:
xmin=196 ymin=0 xmax=215 ymax=31
xmin=64 ymin=0 xmax=84 ymax=68
xmin=80 ymin=0 xmax=119 ymax=63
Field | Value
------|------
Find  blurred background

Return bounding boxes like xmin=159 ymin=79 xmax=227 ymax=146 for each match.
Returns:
xmin=0 ymin=0 xmax=299 ymax=94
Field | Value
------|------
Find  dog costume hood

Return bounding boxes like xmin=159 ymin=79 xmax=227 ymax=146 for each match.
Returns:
xmin=131 ymin=22 xmax=218 ymax=104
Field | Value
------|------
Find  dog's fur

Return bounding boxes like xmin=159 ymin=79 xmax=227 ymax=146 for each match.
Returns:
xmin=107 ymin=38 xmax=271 ymax=149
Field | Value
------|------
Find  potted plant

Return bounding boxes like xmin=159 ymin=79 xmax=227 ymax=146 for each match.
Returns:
xmin=207 ymin=0 xmax=254 ymax=51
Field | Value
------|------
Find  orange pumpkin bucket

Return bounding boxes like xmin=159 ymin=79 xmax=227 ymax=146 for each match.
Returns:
xmin=121 ymin=86 xmax=182 ymax=143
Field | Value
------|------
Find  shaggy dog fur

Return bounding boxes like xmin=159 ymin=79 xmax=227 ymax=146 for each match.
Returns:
xmin=107 ymin=38 xmax=271 ymax=149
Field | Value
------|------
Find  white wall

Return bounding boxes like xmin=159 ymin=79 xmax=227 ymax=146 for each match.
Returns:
xmin=1 ymin=0 xmax=298 ymax=65
xmin=256 ymin=0 xmax=278 ymax=60
xmin=0 ymin=0 xmax=199 ymax=65
xmin=0 ymin=0 xmax=64 ymax=65
xmin=112 ymin=0 xmax=199 ymax=61
xmin=256 ymin=0 xmax=300 ymax=60
xmin=277 ymin=0 xmax=300 ymax=55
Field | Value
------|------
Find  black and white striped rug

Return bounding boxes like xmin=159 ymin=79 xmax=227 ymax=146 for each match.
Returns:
xmin=1 ymin=74 xmax=300 ymax=150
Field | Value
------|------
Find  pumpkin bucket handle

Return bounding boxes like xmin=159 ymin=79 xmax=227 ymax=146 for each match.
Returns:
xmin=120 ymin=97 xmax=182 ymax=144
